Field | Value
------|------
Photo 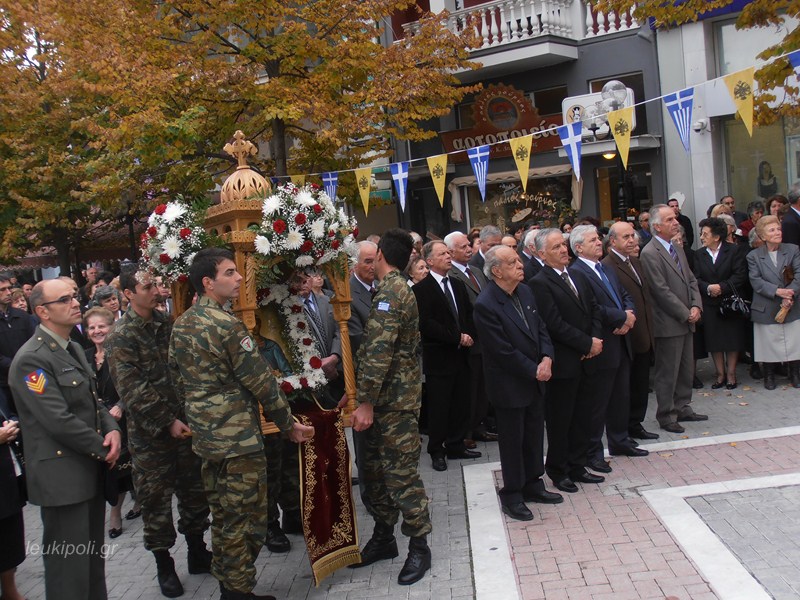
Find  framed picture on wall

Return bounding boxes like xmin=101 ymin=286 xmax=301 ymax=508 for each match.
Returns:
xmin=788 ymin=135 xmax=800 ymax=188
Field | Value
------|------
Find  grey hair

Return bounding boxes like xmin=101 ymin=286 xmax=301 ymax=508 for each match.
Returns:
xmin=479 ymin=225 xmax=502 ymax=242
xmin=748 ymin=227 xmax=760 ymax=248
xmin=649 ymin=204 xmax=670 ymax=228
xmin=523 ymin=229 xmax=537 ymax=249
xmin=92 ymin=284 xmax=120 ymax=306
xmin=746 ymin=200 xmax=764 ymax=217
xmin=718 ymin=213 xmax=736 ymax=228
xmin=534 ymin=228 xmax=560 ymax=253
xmin=788 ymin=181 xmax=800 ymax=205
xmin=483 ymin=245 xmax=504 ymax=281
xmin=357 ymin=240 xmax=377 ymax=258
xmin=569 ymin=224 xmax=596 ymax=254
xmin=443 ymin=231 xmax=465 ymax=250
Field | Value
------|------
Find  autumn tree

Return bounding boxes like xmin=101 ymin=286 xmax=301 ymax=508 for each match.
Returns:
xmin=594 ymin=0 xmax=799 ymax=124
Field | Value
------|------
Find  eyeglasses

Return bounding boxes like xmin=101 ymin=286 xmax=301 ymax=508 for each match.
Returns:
xmin=40 ymin=293 xmax=79 ymax=307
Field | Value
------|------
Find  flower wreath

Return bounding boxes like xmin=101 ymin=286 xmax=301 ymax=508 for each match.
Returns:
xmin=257 ymin=284 xmax=327 ymax=396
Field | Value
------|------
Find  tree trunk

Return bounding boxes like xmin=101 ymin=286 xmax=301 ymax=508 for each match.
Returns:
xmin=271 ymin=118 xmax=287 ymax=177
xmin=52 ymin=230 xmax=72 ymax=278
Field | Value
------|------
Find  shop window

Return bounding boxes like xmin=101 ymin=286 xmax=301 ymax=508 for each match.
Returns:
xmin=595 ymin=162 xmax=652 ymax=224
xmin=531 ymin=86 xmax=568 ymax=116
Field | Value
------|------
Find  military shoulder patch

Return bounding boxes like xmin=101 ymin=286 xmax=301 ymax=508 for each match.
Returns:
xmin=240 ymin=336 xmax=255 ymax=352
xmin=25 ymin=370 xmax=47 ymax=394
xmin=377 ymin=301 xmax=390 ymax=312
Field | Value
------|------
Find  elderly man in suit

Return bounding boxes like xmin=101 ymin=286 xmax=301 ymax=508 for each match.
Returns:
xmin=473 ymin=245 xmax=562 ymax=521
xmin=603 ymin=222 xmax=659 ymax=441
xmin=569 ymin=225 xmax=646 ymax=470
xmin=445 ymin=232 xmax=497 ymax=444
xmin=10 ymin=279 xmax=121 ymax=600
xmin=468 ymin=225 xmax=502 ymax=272
xmin=520 ymin=230 xmax=544 ymax=281
xmin=413 ymin=240 xmax=480 ymax=471
xmin=348 ymin=241 xmax=378 ymax=357
xmin=782 ymin=181 xmax=800 ymax=247
xmin=640 ymin=204 xmax=707 ymax=433
xmin=719 ymin=195 xmax=749 ymax=227
xmin=529 ymin=229 xmax=604 ymax=494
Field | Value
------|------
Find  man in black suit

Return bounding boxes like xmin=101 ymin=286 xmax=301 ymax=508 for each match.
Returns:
xmin=520 ymin=230 xmax=544 ymax=281
xmin=468 ymin=225 xmax=502 ymax=272
xmin=782 ymin=182 xmax=800 ymax=246
xmin=0 ymin=275 xmax=36 ymax=415
xmin=445 ymin=232 xmax=497 ymax=444
xmin=719 ymin=195 xmax=748 ymax=227
xmin=473 ymin=245 xmax=562 ymax=521
xmin=603 ymin=222 xmax=659 ymax=442
xmin=569 ymin=225 xmax=647 ymax=471
xmin=529 ymin=229 xmax=604 ymax=494
xmin=413 ymin=241 xmax=480 ymax=472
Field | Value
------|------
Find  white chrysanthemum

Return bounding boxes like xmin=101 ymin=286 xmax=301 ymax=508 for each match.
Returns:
xmin=162 ymin=236 xmax=182 ymax=259
xmin=295 ymin=190 xmax=316 ymax=207
xmin=186 ymin=252 xmax=197 ymax=266
xmin=295 ymin=255 xmax=314 ymax=267
xmin=338 ymin=208 xmax=348 ymax=222
xmin=263 ymin=195 xmax=281 ymax=216
xmin=163 ymin=202 xmax=187 ymax=223
xmin=309 ymin=220 xmax=325 ymax=239
xmin=148 ymin=213 xmax=157 ymax=226
xmin=329 ymin=221 xmax=339 ymax=232
xmin=158 ymin=224 xmax=167 ymax=237
xmin=254 ymin=235 xmax=272 ymax=255
xmin=285 ymin=229 xmax=303 ymax=250
xmin=271 ymin=285 xmax=290 ymax=303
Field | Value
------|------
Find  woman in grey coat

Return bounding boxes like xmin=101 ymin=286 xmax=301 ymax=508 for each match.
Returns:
xmin=747 ymin=215 xmax=800 ymax=389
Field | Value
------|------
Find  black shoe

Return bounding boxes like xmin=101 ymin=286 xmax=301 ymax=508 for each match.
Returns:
xmin=692 ymin=376 xmax=703 ymax=389
xmin=125 ymin=508 xmax=142 ymax=520
xmin=265 ymin=524 xmax=290 ymax=553
xmin=523 ymin=490 xmax=563 ymax=504
xmin=431 ymin=456 xmax=447 ymax=471
xmin=350 ymin=529 xmax=398 ymax=568
xmin=677 ymin=413 xmax=708 ymax=422
xmin=711 ymin=380 xmax=726 ymax=390
xmin=629 ymin=426 xmax=659 ymax=440
xmin=473 ymin=431 xmax=499 ymax=442
xmin=186 ymin=533 xmax=213 ymax=574
xmin=109 ymin=527 xmax=123 ymax=539
xmin=281 ymin=511 xmax=302 ymax=534
xmin=222 ymin=588 xmax=276 ymax=600
xmin=764 ymin=363 xmax=777 ymax=390
xmin=502 ymin=502 xmax=534 ymax=521
xmin=552 ymin=478 xmax=578 ymax=493
xmin=609 ymin=446 xmax=649 ymax=457
xmin=726 ymin=381 xmax=738 ymax=390
xmin=587 ymin=460 xmax=612 ymax=473
xmin=750 ymin=363 xmax=763 ymax=380
xmin=446 ymin=449 xmax=482 ymax=460
xmin=397 ymin=537 xmax=431 ymax=585
xmin=153 ymin=550 xmax=183 ymax=598
xmin=571 ymin=471 xmax=605 ymax=484
xmin=661 ymin=422 xmax=685 ymax=433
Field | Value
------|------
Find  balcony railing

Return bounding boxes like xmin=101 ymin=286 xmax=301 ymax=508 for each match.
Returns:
xmin=584 ymin=1 xmax=639 ymax=38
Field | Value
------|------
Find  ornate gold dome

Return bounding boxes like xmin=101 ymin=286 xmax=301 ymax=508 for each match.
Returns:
xmin=220 ymin=130 xmax=272 ymax=203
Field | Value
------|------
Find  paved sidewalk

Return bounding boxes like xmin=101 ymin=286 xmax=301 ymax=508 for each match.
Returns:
xmin=13 ymin=359 xmax=800 ymax=599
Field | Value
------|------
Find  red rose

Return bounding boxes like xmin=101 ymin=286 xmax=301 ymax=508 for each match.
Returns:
xmin=273 ymin=220 xmax=287 ymax=234
xmin=313 ymin=204 xmax=322 ymax=214
xmin=154 ymin=204 xmax=167 ymax=215
xmin=280 ymin=381 xmax=294 ymax=393
xmin=291 ymin=304 xmax=302 ymax=313
xmin=299 ymin=377 xmax=309 ymax=388
xmin=297 ymin=322 xmax=306 ymax=330
xmin=353 ymin=227 xmax=359 ymax=237
xmin=159 ymin=254 xmax=171 ymax=264
xmin=179 ymin=228 xmax=192 ymax=239
xmin=139 ymin=234 xmax=149 ymax=248
xmin=302 ymin=338 xmax=312 ymax=346
xmin=295 ymin=213 xmax=307 ymax=226
xmin=331 ymin=240 xmax=340 ymax=250
xmin=328 ymin=230 xmax=335 ymax=238
xmin=300 ymin=240 xmax=313 ymax=252
xmin=178 ymin=274 xmax=188 ymax=283
xmin=309 ymin=356 xmax=322 ymax=369
xmin=148 ymin=226 xmax=158 ymax=237
xmin=311 ymin=183 xmax=321 ymax=190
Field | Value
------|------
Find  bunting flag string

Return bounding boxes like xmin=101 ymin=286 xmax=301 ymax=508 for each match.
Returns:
xmin=467 ymin=145 xmax=490 ymax=202
xmin=390 ymin=162 xmax=410 ymax=213
xmin=607 ymin=106 xmax=634 ymax=168
xmin=354 ymin=168 xmax=372 ymax=215
xmin=290 ymin=174 xmax=306 ymax=187
xmin=508 ymin=134 xmax=533 ymax=192
xmin=322 ymin=172 xmax=338 ymax=202
xmin=427 ymin=154 xmax=448 ymax=207
xmin=556 ymin=122 xmax=583 ymax=181
xmin=723 ymin=67 xmax=755 ymax=136
xmin=663 ymin=88 xmax=694 ymax=153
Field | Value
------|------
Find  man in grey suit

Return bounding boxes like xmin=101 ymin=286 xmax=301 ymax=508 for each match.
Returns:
xmin=639 ymin=204 xmax=707 ymax=433
xmin=10 ymin=279 xmax=121 ymax=600
xmin=348 ymin=241 xmax=378 ymax=358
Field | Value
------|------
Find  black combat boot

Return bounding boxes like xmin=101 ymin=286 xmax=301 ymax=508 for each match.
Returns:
xmin=764 ymin=363 xmax=777 ymax=390
xmin=789 ymin=361 xmax=800 ymax=389
xmin=281 ymin=510 xmax=303 ymax=534
xmin=265 ymin=520 xmax=290 ymax=553
xmin=349 ymin=522 xmax=398 ymax=568
xmin=397 ymin=536 xmax=431 ymax=585
xmin=185 ymin=533 xmax=212 ymax=574
xmin=153 ymin=550 xmax=184 ymax=597
xmin=220 ymin=588 xmax=275 ymax=600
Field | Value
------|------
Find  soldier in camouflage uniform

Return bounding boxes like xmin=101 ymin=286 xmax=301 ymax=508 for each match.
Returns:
xmin=106 ymin=268 xmax=211 ymax=598
xmin=168 ymin=248 xmax=314 ymax=600
xmin=349 ymin=229 xmax=433 ymax=586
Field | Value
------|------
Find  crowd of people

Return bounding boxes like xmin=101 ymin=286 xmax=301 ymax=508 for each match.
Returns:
xmin=0 ymin=183 xmax=799 ymax=600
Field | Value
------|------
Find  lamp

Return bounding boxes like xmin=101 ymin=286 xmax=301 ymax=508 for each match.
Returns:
xmin=602 ymin=152 xmax=617 ymax=160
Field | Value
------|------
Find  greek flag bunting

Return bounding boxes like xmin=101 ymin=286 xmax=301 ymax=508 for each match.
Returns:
xmin=663 ymin=88 xmax=694 ymax=153
xmin=467 ymin=145 xmax=490 ymax=202
xmin=322 ymin=172 xmax=338 ymax=201
xmin=789 ymin=50 xmax=800 ymax=78
xmin=556 ymin=121 xmax=583 ymax=181
xmin=390 ymin=162 xmax=410 ymax=213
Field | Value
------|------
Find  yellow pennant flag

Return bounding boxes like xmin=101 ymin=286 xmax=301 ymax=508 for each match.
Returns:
xmin=289 ymin=174 xmax=305 ymax=187
xmin=723 ymin=67 xmax=755 ymax=136
xmin=354 ymin=167 xmax=372 ymax=215
xmin=608 ymin=106 xmax=634 ymax=169
xmin=427 ymin=154 xmax=448 ymax=207
xmin=508 ymin=135 xmax=533 ymax=192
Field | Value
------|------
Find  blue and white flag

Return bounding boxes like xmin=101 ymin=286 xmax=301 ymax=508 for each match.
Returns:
xmin=322 ymin=172 xmax=338 ymax=201
xmin=789 ymin=50 xmax=800 ymax=78
xmin=663 ymin=88 xmax=694 ymax=154
xmin=390 ymin=162 xmax=410 ymax=213
xmin=467 ymin=145 xmax=490 ymax=202
xmin=556 ymin=121 xmax=583 ymax=181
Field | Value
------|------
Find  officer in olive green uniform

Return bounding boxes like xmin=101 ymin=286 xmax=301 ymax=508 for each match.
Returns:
xmin=168 ymin=248 xmax=314 ymax=600
xmin=350 ymin=229 xmax=432 ymax=586
xmin=106 ymin=268 xmax=211 ymax=598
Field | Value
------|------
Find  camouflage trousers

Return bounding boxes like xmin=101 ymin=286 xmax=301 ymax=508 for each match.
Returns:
xmin=130 ymin=435 xmax=209 ymax=552
xmin=263 ymin=434 xmax=300 ymax=524
xmin=361 ymin=410 xmax=432 ymax=538
xmin=201 ymin=452 xmax=268 ymax=594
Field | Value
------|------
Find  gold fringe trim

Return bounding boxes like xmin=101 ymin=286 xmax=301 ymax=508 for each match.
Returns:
xmin=311 ymin=545 xmax=362 ymax=587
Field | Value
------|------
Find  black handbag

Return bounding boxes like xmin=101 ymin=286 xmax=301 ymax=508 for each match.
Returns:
xmin=718 ymin=283 xmax=750 ymax=319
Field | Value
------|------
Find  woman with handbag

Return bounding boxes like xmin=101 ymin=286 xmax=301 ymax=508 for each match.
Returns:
xmin=0 ymin=393 xmax=25 ymax=600
xmin=694 ymin=217 xmax=750 ymax=389
xmin=748 ymin=215 xmax=800 ymax=389
xmin=84 ymin=307 xmax=137 ymax=538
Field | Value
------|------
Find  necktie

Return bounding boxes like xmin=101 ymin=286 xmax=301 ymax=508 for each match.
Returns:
xmin=441 ymin=277 xmax=459 ymax=320
xmin=464 ymin=267 xmax=481 ymax=291
xmin=369 ymin=285 xmax=377 ymax=298
xmin=595 ymin=263 xmax=622 ymax=309
xmin=304 ymin=296 xmax=328 ymax=354
xmin=560 ymin=271 xmax=579 ymax=298
xmin=625 ymin=258 xmax=642 ymax=286
xmin=668 ymin=243 xmax=683 ymax=273
xmin=510 ymin=294 xmax=530 ymax=331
